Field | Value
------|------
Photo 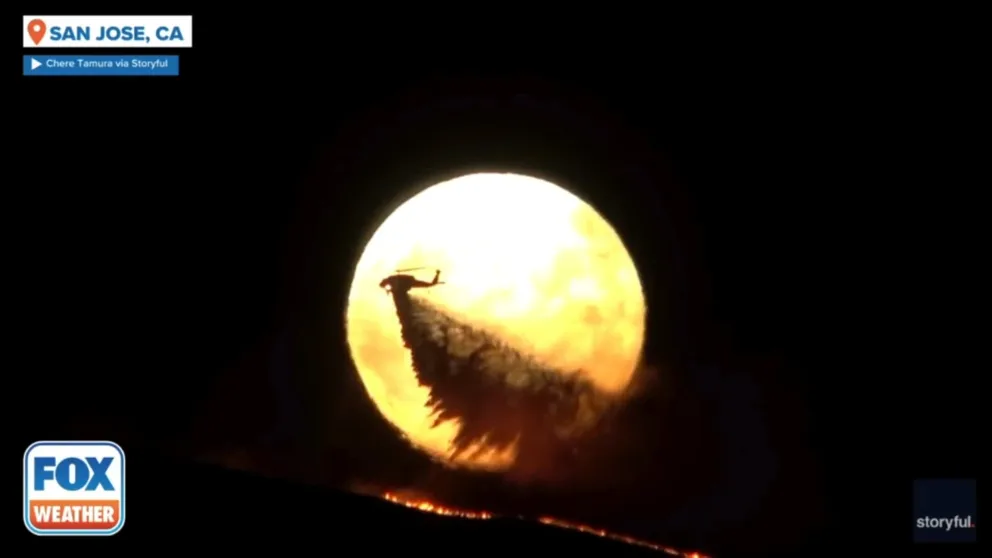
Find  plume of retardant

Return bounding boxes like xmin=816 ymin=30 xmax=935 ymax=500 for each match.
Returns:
xmin=386 ymin=285 xmax=617 ymax=471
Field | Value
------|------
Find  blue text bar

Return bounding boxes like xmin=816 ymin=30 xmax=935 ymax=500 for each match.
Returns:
xmin=23 ymin=55 xmax=178 ymax=76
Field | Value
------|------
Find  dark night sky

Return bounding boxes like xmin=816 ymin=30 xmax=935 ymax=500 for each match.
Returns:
xmin=16 ymin=17 xmax=978 ymax=556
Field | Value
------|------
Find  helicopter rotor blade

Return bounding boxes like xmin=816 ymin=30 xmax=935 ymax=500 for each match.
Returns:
xmin=395 ymin=266 xmax=429 ymax=272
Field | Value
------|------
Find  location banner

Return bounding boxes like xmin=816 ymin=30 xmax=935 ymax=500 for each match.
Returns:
xmin=23 ymin=16 xmax=192 ymax=48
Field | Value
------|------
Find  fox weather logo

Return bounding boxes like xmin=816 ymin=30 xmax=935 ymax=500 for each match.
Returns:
xmin=23 ymin=441 xmax=126 ymax=536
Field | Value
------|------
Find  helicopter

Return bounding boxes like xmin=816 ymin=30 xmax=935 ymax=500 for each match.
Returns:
xmin=379 ymin=267 xmax=445 ymax=294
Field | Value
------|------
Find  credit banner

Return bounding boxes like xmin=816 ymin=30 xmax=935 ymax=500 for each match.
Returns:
xmin=24 ymin=55 xmax=179 ymax=77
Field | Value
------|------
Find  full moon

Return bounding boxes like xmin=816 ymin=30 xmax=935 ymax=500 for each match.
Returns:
xmin=345 ymin=173 xmax=646 ymax=470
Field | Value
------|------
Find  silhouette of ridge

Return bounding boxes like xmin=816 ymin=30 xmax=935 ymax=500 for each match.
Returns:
xmin=114 ymin=450 xmax=673 ymax=556
xmin=386 ymin=286 xmax=616 ymax=463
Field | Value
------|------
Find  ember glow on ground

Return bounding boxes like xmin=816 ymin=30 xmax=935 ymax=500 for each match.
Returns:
xmin=380 ymin=492 xmax=707 ymax=557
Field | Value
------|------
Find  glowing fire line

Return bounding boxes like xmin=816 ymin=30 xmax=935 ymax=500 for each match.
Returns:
xmin=381 ymin=492 xmax=708 ymax=557
xmin=382 ymin=492 xmax=493 ymax=519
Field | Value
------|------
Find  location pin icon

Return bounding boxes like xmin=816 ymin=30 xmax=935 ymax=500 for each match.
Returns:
xmin=27 ymin=19 xmax=46 ymax=45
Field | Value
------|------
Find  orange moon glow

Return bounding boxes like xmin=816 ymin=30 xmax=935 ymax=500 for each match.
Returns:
xmin=345 ymin=173 xmax=646 ymax=470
